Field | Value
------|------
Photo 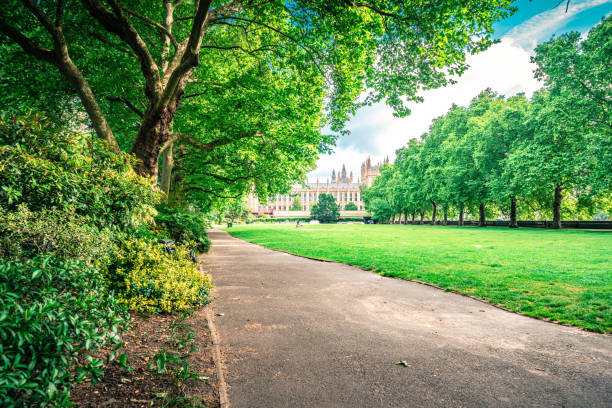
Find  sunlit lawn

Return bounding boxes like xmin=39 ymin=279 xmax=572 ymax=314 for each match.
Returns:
xmin=223 ymin=223 xmax=611 ymax=333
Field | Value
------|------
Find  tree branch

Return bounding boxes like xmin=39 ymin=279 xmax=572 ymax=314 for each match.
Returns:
xmin=120 ymin=4 xmax=178 ymax=52
xmin=214 ymin=16 xmax=326 ymax=77
xmin=160 ymin=0 xmax=213 ymax=108
xmin=107 ymin=96 xmax=144 ymax=117
xmin=183 ymin=186 xmax=243 ymax=199
xmin=172 ymin=131 xmax=263 ymax=152
xmin=81 ymin=0 xmax=162 ymax=102
xmin=0 ymin=21 xmax=55 ymax=63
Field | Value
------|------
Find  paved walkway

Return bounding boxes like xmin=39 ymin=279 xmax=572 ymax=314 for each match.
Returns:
xmin=205 ymin=230 xmax=611 ymax=408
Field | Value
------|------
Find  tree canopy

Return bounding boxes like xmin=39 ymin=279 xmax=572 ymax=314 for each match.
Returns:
xmin=1 ymin=0 xmax=517 ymax=209
xmin=362 ymin=16 xmax=611 ymax=228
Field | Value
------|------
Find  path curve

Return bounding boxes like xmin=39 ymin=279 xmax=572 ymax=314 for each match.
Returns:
xmin=204 ymin=230 xmax=611 ymax=408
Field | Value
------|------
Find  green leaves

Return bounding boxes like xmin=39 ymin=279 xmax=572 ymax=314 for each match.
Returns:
xmin=311 ymin=193 xmax=340 ymax=223
xmin=0 ymin=256 xmax=130 ymax=406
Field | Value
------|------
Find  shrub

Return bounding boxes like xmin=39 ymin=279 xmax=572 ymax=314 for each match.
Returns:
xmin=0 ymin=256 xmax=129 ymax=407
xmin=154 ymin=205 xmax=211 ymax=253
xmin=0 ymin=205 xmax=115 ymax=265
xmin=344 ymin=202 xmax=358 ymax=210
xmin=106 ymin=237 xmax=214 ymax=314
xmin=0 ymin=114 xmax=159 ymax=231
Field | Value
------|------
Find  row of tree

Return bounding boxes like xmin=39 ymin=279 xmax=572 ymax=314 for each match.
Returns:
xmin=362 ymin=17 xmax=611 ymax=229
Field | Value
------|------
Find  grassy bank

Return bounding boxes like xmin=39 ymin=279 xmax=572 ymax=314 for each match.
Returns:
xmin=224 ymin=224 xmax=611 ymax=333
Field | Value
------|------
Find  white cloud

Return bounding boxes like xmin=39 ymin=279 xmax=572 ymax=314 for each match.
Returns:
xmin=307 ymin=0 xmax=609 ymax=181
xmin=308 ymin=39 xmax=540 ymax=181
xmin=505 ymin=0 xmax=609 ymax=51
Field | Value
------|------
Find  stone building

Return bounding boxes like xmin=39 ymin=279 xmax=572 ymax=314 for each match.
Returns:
xmin=361 ymin=155 xmax=389 ymax=187
xmin=247 ymin=159 xmax=382 ymax=215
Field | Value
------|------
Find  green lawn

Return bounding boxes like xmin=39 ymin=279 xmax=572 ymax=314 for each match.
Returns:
xmin=223 ymin=224 xmax=612 ymax=333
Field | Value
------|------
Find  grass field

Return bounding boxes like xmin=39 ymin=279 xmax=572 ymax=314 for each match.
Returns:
xmin=223 ymin=224 xmax=611 ymax=333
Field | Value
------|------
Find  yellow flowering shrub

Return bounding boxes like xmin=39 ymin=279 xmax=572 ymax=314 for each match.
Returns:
xmin=107 ymin=237 xmax=213 ymax=314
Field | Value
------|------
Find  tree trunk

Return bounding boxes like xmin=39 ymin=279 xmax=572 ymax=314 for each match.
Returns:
xmin=478 ymin=203 xmax=486 ymax=227
xmin=419 ymin=210 xmax=424 ymax=225
xmin=403 ymin=210 xmax=408 ymax=225
xmin=443 ymin=208 xmax=448 ymax=225
xmin=509 ymin=196 xmax=518 ymax=228
xmin=160 ymin=142 xmax=174 ymax=198
xmin=459 ymin=207 xmax=464 ymax=226
xmin=131 ymin=101 xmax=180 ymax=178
xmin=430 ymin=200 xmax=437 ymax=225
xmin=411 ymin=212 xmax=415 ymax=224
xmin=58 ymin=59 xmax=121 ymax=153
xmin=552 ymin=184 xmax=563 ymax=229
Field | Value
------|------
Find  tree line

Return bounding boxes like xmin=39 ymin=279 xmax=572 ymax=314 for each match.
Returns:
xmin=362 ymin=17 xmax=611 ymax=229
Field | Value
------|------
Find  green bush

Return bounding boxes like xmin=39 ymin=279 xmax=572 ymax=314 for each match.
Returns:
xmin=0 ymin=114 xmax=159 ymax=231
xmin=344 ymin=202 xmax=358 ymax=210
xmin=0 ymin=205 xmax=115 ymax=265
xmin=0 ymin=256 xmax=129 ymax=407
xmin=154 ymin=206 xmax=211 ymax=253
xmin=310 ymin=194 xmax=340 ymax=223
xmin=106 ymin=237 xmax=214 ymax=314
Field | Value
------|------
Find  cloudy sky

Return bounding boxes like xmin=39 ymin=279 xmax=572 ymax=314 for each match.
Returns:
xmin=308 ymin=0 xmax=612 ymax=182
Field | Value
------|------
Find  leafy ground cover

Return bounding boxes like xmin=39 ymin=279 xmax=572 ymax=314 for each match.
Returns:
xmin=224 ymin=224 xmax=611 ymax=333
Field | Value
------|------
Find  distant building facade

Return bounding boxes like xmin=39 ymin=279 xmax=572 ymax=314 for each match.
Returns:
xmin=361 ymin=156 xmax=389 ymax=187
xmin=247 ymin=158 xmax=384 ymax=215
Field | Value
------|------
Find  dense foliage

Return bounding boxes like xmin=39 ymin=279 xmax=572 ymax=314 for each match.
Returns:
xmin=0 ymin=116 xmax=213 ymax=405
xmin=0 ymin=0 xmax=517 ymax=209
xmin=154 ymin=205 xmax=211 ymax=253
xmin=0 ymin=115 xmax=158 ymax=231
xmin=106 ymin=238 xmax=213 ymax=314
xmin=0 ymin=256 xmax=129 ymax=406
xmin=0 ymin=205 xmax=114 ymax=265
xmin=311 ymin=194 xmax=340 ymax=223
xmin=344 ymin=202 xmax=358 ymax=211
xmin=362 ymin=18 xmax=611 ymax=228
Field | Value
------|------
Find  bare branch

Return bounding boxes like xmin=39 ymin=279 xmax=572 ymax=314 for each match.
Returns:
xmin=120 ymin=4 xmax=178 ymax=51
xmin=107 ymin=96 xmax=144 ymax=117
xmin=21 ymin=0 xmax=58 ymax=35
xmin=81 ymin=0 xmax=162 ymax=102
xmin=159 ymin=0 xmax=213 ymax=107
xmin=55 ymin=0 xmax=66 ymax=27
xmin=0 ymin=21 xmax=55 ymax=63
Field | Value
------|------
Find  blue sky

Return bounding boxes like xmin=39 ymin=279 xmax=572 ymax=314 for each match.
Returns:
xmin=308 ymin=0 xmax=612 ymax=182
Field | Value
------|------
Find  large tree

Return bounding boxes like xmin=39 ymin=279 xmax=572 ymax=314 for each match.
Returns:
xmin=1 ymin=0 xmax=517 ymax=193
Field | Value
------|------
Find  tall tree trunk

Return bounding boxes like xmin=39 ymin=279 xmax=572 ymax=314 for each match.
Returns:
xmin=443 ymin=207 xmax=448 ymax=225
xmin=552 ymin=184 xmax=563 ymax=229
xmin=509 ymin=196 xmax=518 ymax=228
xmin=478 ymin=203 xmax=486 ymax=227
xmin=430 ymin=200 xmax=437 ymax=225
xmin=411 ymin=212 xmax=415 ymax=224
xmin=160 ymin=142 xmax=174 ymax=198
xmin=403 ymin=210 xmax=408 ymax=224
xmin=131 ymin=101 xmax=180 ymax=177
xmin=419 ymin=210 xmax=424 ymax=225
xmin=459 ymin=207 xmax=464 ymax=226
